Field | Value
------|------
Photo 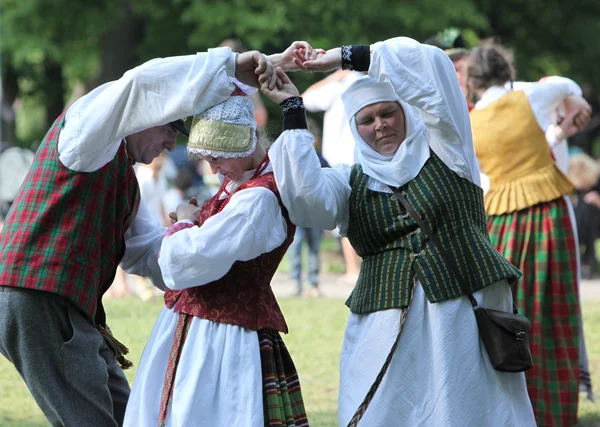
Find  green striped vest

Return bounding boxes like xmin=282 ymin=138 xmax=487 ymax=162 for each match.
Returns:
xmin=346 ymin=152 xmax=521 ymax=314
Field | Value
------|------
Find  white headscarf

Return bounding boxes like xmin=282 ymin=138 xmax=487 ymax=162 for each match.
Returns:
xmin=341 ymin=76 xmax=430 ymax=188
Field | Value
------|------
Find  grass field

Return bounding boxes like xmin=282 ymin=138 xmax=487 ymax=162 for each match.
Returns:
xmin=0 ymin=297 xmax=599 ymax=426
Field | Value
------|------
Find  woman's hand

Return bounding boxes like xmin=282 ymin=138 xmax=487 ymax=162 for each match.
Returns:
xmin=563 ymin=94 xmax=592 ymax=132
xmin=297 ymin=47 xmax=342 ymax=73
xmin=268 ymin=41 xmax=325 ymax=72
xmin=172 ymin=198 xmax=201 ymax=224
xmin=261 ymin=67 xmax=300 ymax=105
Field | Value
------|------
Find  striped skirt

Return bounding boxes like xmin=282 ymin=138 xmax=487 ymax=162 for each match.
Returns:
xmin=259 ymin=329 xmax=309 ymax=426
xmin=488 ymin=197 xmax=580 ymax=427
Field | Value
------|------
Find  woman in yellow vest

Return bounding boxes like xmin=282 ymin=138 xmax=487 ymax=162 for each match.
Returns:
xmin=467 ymin=42 xmax=591 ymax=427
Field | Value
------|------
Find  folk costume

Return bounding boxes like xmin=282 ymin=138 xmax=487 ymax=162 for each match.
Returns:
xmin=470 ymin=77 xmax=584 ymax=426
xmin=270 ymin=37 xmax=536 ymax=427
xmin=512 ymin=78 xmax=595 ymax=403
xmin=0 ymin=47 xmax=238 ymax=426
xmin=123 ymin=97 xmax=308 ymax=427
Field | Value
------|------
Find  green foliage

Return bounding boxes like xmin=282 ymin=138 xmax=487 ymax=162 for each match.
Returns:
xmin=1 ymin=0 xmax=600 ymax=146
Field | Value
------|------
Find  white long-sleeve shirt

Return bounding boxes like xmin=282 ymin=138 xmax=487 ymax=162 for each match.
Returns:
xmin=158 ymin=165 xmax=288 ymax=290
xmin=56 ymin=48 xmax=238 ymax=288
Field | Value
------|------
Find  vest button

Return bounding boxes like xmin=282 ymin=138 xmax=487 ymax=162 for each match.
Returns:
xmin=390 ymin=195 xmax=397 ymax=201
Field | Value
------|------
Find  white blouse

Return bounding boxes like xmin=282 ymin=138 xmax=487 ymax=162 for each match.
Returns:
xmin=158 ymin=164 xmax=288 ymax=290
xmin=270 ymin=37 xmax=480 ymax=235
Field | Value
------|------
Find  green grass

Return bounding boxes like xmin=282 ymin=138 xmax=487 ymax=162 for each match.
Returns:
xmin=1 ymin=298 xmax=599 ymax=426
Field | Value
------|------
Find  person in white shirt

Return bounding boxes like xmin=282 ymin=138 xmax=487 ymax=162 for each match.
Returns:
xmin=124 ymin=94 xmax=309 ymax=427
xmin=264 ymin=37 xmax=536 ymax=427
xmin=0 ymin=46 xmax=278 ymax=427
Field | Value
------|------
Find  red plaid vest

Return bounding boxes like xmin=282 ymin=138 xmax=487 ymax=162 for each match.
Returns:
xmin=164 ymin=172 xmax=294 ymax=333
xmin=0 ymin=113 xmax=140 ymax=324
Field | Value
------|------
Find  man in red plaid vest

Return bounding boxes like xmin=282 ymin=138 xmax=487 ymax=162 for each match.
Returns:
xmin=0 ymin=48 xmax=277 ymax=427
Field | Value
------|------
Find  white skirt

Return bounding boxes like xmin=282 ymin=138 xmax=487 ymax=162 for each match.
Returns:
xmin=123 ymin=307 xmax=264 ymax=427
xmin=338 ymin=280 xmax=536 ymax=427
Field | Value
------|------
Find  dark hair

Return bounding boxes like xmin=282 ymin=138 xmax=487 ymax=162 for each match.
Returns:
xmin=466 ymin=40 xmax=515 ymax=101
xmin=174 ymin=168 xmax=194 ymax=191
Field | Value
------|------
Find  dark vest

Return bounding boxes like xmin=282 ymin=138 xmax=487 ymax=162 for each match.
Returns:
xmin=164 ymin=172 xmax=294 ymax=333
xmin=346 ymin=152 xmax=521 ymax=314
xmin=0 ymin=114 xmax=140 ymax=324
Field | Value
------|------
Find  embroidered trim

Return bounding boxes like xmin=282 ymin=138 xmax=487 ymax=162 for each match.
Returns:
xmin=279 ymin=97 xmax=304 ymax=114
xmin=341 ymin=46 xmax=353 ymax=70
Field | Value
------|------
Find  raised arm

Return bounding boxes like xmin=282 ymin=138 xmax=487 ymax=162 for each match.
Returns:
xmin=300 ymin=37 xmax=479 ymax=183
xmin=59 ymin=48 xmax=278 ymax=172
xmin=262 ymin=68 xmax=352 ymax=230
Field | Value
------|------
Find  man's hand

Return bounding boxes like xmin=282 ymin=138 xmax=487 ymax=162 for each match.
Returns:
xmin=235 ymin=51 xmax=278 ymax=90
xmin=261 ymin=67 xmax=301 ymax=105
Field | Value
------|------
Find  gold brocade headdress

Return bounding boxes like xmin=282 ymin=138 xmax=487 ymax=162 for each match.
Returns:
xmin=187 ymin=96 xmax=257 ymax=158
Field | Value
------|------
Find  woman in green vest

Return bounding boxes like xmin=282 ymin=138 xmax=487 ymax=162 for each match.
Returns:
xmin=264 ymin=37 xmax=535 ymax=426
xmin=467 ymin=42 xmax=592 ymax=427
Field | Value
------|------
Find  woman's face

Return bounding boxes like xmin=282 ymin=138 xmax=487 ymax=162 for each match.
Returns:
xmin=201 ymin=155 xmax=251 ymax=182
xmin=355 ymin=101 xmax=406 ymax=156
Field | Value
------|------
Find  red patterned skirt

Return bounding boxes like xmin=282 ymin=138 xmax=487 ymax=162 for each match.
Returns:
xmin=488 ymin=197 xmax=580 ymax=427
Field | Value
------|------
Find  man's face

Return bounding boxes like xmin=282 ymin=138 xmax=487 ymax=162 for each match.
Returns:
xmin=127 ymin=125 xmax=177 ymax=164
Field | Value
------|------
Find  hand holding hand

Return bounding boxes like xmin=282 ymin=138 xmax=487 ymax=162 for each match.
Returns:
xmin=296 ymin=47 xmax=342 ymax=73
xmin=261 ymin=67 xmax=300 ymax=105
xmin=235 ymin=51 xmax=278 ymax=90
xmin=269 ymin=41 xmax=326 ymax=72
xmin=172 ymin=198 xmax=201 ymax=224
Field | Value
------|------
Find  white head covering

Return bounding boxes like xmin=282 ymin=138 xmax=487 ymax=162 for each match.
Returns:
xmin=187 ymin=96 xmax=257 ymax=159
xmin=341 ymin=76 xmax=429 ymax=188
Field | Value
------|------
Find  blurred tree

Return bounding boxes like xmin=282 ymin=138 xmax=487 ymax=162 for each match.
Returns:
xmin=474 ymin=0 xmax=600 ymax=87
xmin=1 ymin=0 xmax=599 ymax=147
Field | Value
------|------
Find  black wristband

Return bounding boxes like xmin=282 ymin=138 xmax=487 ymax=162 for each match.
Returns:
xmin=280 ymin=97 xmax=307 ymax=130
xmin=341 ymin=45 xmax=371 ymax=71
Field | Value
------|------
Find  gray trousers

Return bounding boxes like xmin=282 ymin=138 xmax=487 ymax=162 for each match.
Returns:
xmin=0 ymin=287 xmax=130 ymax=426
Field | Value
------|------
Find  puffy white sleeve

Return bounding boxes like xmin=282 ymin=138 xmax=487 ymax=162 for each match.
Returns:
xmin=58 ymin=48 xmax=237 ymax=172
xmin=369 ymin=37 xmax=480 ymax=184
xmin=158 ymin=187 xmax=287 ymax=290
xmin=522 ymin=76 xmax=582 ymax=131
xmin=120 ymin=201 xmax=167 ymax=290
xmin=269 ymin=128 xmax=352 ymax=231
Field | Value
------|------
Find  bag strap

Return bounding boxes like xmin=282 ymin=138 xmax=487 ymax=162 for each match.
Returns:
xmin=390 ymin=187 xmax=480 ymax=308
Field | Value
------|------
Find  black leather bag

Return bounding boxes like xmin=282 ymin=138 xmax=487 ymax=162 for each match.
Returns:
xmin=391 ymin=187 xmax=532 ymax=373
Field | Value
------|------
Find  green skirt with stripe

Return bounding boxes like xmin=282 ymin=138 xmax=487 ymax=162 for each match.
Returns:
xmin=259 ymin=329 xmax=309 ymax=426
xmin=488 ymin=197 xmax=580 ymax=427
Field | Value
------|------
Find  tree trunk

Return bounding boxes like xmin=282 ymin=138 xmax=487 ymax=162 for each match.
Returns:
xmin=87 ymin=1 xmax=144 ymax=91
xmin=43 ymin=59 xmax=65 ymax=128
xmin=1 ymin=63 xmax=19 ymax=144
